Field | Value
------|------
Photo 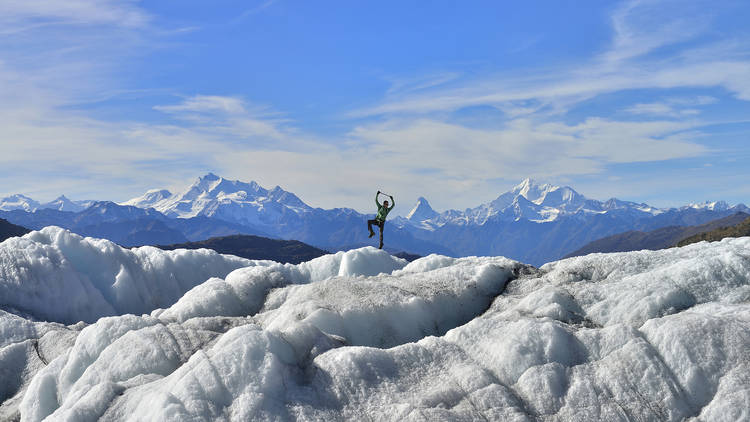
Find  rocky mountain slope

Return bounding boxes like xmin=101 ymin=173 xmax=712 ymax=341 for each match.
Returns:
xmin=565 ymin=212 xmax=750 ymax=258
xmin=677 ymin=214 xmax=750 ymax=247
xmin=0 ymin=218 xmax=30 ymax=242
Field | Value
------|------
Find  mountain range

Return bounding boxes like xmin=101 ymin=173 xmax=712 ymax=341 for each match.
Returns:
xmin=0 ymin=201 xmax=264 ymax=247
xmin=564 ymin=212 xmax=750 ymax=258
xmin=393 ymin=179 xmax=748 ymax=265
xmin=2 ymin=174 xmax=747 ymax=265
xmin=0 ymin=194 xmax=94 ymax=212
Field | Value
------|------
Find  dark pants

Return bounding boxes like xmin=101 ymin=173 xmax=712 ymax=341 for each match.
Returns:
xmin=367 ymin=219 xmax=385 ymax=249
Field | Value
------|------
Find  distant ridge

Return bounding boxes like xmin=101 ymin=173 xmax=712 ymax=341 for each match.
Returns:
xmin=0 ymin=218 xmax=30 ymax=242
xmin=676 ymin=215 xmax=750 ymax=247
xmin=158 ymin=234 xmax=329 ymax=264
xmin=565 ymin=212 xmax=750 ymax=258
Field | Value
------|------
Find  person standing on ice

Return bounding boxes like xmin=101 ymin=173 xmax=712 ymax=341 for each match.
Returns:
xmin=368 ymin=191 xmax=394 ymax=249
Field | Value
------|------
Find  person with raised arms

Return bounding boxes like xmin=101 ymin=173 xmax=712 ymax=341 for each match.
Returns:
xmin=368 ymin=190 xmax=394 ymax=249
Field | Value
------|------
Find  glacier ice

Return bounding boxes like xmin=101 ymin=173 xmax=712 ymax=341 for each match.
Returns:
xmin=0 ymin=227 xmax=749 ymax=421
xmin=0 ymin=227 xmax=255 ymax=324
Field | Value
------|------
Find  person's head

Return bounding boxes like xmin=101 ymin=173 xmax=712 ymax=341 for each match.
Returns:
xmin=384 ymin=200 xmax=389 ymax=207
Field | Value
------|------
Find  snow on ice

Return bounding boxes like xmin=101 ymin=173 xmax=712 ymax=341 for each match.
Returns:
xmin=0 ymin=228 xmax=748 ymax=421
xmin=0 ymin=227 xmax=254 ymax=324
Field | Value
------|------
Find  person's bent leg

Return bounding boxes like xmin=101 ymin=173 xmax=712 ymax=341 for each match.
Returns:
xmin=367 ymin=219 xmax=376 ymax=237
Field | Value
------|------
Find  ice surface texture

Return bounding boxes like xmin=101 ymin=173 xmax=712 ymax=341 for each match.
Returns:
xmin=0 ymin=227 xmax=748 ymax=421
xmin=0 ymin=227 xmax=254 ymax=324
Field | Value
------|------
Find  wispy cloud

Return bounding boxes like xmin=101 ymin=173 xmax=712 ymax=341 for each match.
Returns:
xmin=155 ymin=95 xmax=248 ymax=116
xmin=1 ymin=0 xmax=748 ymax=212
xmin=153 ymin=95 xmax=301 ymax=144
xmin=624 ymin=96 xmax=718 ymax=117
xmin=603 ymin=0 xmax=712 ymax=65
xmin=230 ymin=0 xmax=278 ymax=25
xmin=0 ymin=0 xmax=160 ymax=112
xmin=384 ymin=72 xmax=462 ymax=96
xmin=667 ymin=96 xmax=718 ymax=106
xmin=0 ymin=0 xmax=151 ymax=29
xmin=351 ymin=0 xmax=750 ymax=118
xmin=351 ymin=59 xmax=750 ymax=118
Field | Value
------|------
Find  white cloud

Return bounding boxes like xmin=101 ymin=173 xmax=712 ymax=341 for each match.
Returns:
xmin=625 ymin=95 xmax=721 ymax=117
xmin=350 ymin=0 xmax=750 ymax=118
xmin=604 ymin=0 xmax=712 ymax=64
xmin=2 ymin=89 xmax=709 ymax=211
xmin=0 ymin=0 xmax=160 ymax=113
xmin=667 ymin=95 xmax=718 ymax=106
xmin=352 ymin=59 xmax=750 ymax=118
xmin=154 ymin=95 xmax=248 ymax=115
xmin=0 ymin=0 xmax=150 ymax=29
xmin=625 ymin=103 xmax=676 ymax=116
xmin=153 ymin=95 xmax=308 ymax=145
xmin=1 ymin=0 xmax=746 ymax=212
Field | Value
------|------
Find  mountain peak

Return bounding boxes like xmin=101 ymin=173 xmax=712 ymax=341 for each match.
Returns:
xmin=407 ymin=197 xmax=438 ymax=221
xmin=6 ymin=193 xmax=35 ymax=201
xmin=688 ymin=200 xmax=730 ymax=211
xmin=0 ymin=194 xmax=40 ymax=212
xmin=514 ymin=177 xmax=538 ymax=189
xmin=513 ymin=177 xmax=549 ymax=190
xmin=200 ymin=172 xmax=221 ymax=181
xmin=41 ymin=195 xmax=90 ymax=212
xmin=266 ymin=185 xmax=308 ymax=208
xmin=511 ymin=178 xmax=559 ymax=203
xmin=145 ymin=188 xmax=172 ymax=195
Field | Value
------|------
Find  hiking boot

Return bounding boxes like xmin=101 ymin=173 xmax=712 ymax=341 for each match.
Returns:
xmin=369 ymin=231 xmax=375 ymax=238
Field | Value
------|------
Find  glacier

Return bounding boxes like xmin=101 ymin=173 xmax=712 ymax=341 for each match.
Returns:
xmin=0 ymin=227 xmax=254 ymax=324
xmin=0 ymin=228 xmax=749 ymax=421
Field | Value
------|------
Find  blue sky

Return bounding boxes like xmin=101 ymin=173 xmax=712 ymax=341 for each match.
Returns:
xmin=1 ymin=0 xmax=749 ymax=215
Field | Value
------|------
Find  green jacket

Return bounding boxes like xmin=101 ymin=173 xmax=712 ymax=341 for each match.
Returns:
xmin=375 ymin=193 xmax=394 ymax=222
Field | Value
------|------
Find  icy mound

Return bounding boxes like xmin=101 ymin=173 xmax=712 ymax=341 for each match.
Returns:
xmin=154 ymin=247 xmax=409 ymax=323
xmin=0 ymin=227 xmax=255 ymax=324
xmin=3 ymin=236 xmax=750 ymax=421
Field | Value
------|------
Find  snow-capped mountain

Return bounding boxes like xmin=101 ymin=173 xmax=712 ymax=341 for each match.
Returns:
xmin=122 ymin=189 xmax=173 ymax=209
xmin=0 ymin=194 xmax=40 ymax=212
xmin=122 ymin=173 xmax=312 ymax=228
xmin=685 ymin=200 xmax=731 ymax=211
xmin=407 ymin=178 xmax=664 ymax=227
xmin=119 ymin=174 xmax=444 ymax=254
xmin=4 ymin=174 xmax=749 ymax=265
xmin=392 ymin=178 xmax=748 ymax=265
xmin=40 ymin=195 xmax=94 ymax=212
xmin=0 ymin=194 xmax=92 ymax=212
xmin=406 ymin=197 xmax=438 ymax=222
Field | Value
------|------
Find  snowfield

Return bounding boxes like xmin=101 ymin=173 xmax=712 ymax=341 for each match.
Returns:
xmin=0 ymin=228 xmax=749 ymax=421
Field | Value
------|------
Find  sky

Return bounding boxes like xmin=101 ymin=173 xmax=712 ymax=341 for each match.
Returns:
xmin=1 ymin=0 xmax=749 ymax=215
